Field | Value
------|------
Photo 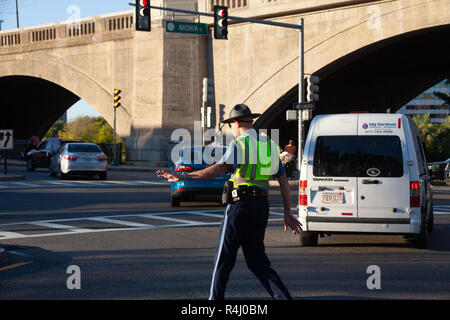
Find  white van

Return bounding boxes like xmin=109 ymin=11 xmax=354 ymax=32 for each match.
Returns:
xmin=298 ymin=113 xmax=433 ymax=248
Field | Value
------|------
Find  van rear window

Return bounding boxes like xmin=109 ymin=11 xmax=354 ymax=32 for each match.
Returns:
xmin=313 ymin=136 xmax=403 ymax=177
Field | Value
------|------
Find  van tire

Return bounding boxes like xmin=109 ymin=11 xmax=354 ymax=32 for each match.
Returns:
xmin=427 ymin=204 xmax=434 ymax=233
xmin=171 ymin=195 xmax=181 ymax=207
xmin=26 ymin=159 xmax=35 ymax=172
xmin=299 ymin=231 xmax=318 ymax=247
xmin=410 ymin=210 xmax=429 ymax=249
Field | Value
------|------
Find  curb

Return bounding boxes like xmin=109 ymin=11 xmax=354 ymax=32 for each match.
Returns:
xmin=0 ymin=247 xmax=8 ymax=266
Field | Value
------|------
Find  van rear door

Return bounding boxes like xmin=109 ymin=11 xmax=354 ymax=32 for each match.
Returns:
xmin=308 ymin=115 xmax=358 ymax=219
xmin=357 ymin=114 xmax=410 ymax=220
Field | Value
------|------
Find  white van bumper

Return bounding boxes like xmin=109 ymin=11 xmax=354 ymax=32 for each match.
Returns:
xmin=299 ymin=214 xmax=421 ymax=234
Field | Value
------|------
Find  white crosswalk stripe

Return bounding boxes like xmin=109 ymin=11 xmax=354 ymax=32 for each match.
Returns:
xmin=0 ymin=210 xmax=284 ymax=240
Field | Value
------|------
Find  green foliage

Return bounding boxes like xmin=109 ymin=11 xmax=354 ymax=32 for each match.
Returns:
xmin=44 ymin=116 xmax=123 ymax=146
xmin=55 ymin=116 xmax=123 ymax=145
xmin=413 ymin=114 xmax=450 ymax=162
xmin=43 ymin=120 xmax=65 ymax=139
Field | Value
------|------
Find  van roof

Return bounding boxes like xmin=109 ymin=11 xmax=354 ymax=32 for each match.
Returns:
xmin=311 ymin=113 xmax=407 ymax=136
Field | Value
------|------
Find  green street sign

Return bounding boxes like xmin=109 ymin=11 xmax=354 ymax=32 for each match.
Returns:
xmin=166 ymin=21 xmax=208 ymax=35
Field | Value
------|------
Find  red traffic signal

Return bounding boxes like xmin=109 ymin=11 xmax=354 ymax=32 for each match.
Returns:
xmin=214 ymin=5 xmax=228 ymax=39
xmin=136 ymin=0 xmax=151 ymax=31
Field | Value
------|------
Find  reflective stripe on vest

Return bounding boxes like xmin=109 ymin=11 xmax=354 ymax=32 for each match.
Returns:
xmin=230 ymin=134 xmax=279 ymax=190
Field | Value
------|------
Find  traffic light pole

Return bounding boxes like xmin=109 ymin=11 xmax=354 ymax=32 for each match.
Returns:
xmin=298 ymin=18 xmax=305 ymax=169
xmin=129 ymin=3 xmax=302 ymax=30
xmin=113 ymin=104 xmax=117 ymax=166
xmin=131 ymin=3 xmax=305 ymax=163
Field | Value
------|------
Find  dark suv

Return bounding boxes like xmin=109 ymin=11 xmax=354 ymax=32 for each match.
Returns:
xmin=26 ymin=138 xmax=81 ymax=171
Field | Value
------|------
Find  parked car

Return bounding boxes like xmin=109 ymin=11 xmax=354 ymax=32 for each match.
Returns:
xmin=26 ymin=138 xmax=81 ymax=171
xmin=170 ymin=145 xmax=230 ymax=207
xmin=49 ymin=143 xmax=108 ymax=180
xmin=298 ymin=113 xmax=433 ymax=248
xmin=428 ymin=159 xmax=450 ymax=180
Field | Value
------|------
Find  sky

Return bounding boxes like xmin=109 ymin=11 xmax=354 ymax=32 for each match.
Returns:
xmin=0 ymin=0 xmax=132 ymax=122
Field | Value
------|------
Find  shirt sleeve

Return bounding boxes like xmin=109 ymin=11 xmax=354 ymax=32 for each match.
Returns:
xmin=218 ymin=140 xmax=239 ymax=172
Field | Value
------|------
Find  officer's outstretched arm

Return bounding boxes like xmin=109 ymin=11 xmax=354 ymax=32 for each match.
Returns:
xmin=157 ymin=163 xmax=231 ymax=182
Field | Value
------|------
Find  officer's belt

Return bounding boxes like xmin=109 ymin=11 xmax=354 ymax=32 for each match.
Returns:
xmin=231 ymin=186 xmax=268 ymax=202
xmin=231 ymin=175 xmax=269 ymax=190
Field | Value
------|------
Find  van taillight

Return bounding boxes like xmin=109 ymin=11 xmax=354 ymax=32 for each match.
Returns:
xmin=175 ymin=164 xmax=193 ymax=172
xmin=299 ymin=180 xmax=307 ymax=206
xmin=410 ymin=181 xmax=420 ymax=207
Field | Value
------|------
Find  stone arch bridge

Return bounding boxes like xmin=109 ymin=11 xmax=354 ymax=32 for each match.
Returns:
xmin=0 ymin=0 xmax=448 ymax=164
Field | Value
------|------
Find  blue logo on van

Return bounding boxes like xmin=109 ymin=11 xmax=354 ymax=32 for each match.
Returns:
xmin=362 ymin=123 xmax=369 ymax=129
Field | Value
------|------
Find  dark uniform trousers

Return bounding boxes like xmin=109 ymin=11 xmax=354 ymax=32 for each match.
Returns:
xmin=209 ymin=195 xmax=292 ymax=300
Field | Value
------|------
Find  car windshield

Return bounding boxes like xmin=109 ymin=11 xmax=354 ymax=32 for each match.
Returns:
xmin=313 ymin=135 xmax=403 ymax=177
xmin=180 ymin=146 xmax=226 ymax=165
xmin=68 ymin=144 xmax=102 ymax=153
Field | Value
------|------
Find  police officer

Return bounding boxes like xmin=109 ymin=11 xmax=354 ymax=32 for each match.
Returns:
xmin=157 ymin=104 xmax=302 ymax=300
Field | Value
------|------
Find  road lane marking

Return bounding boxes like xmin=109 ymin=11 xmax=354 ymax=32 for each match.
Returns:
xmin=140 ymin=213 xmax=206 ymax=225
xmin=11 ymin=182 xmax=36 ymax=187
xmin=32 ymin=222 xmax=91 ymax=233
xmin=0 ymin=230 xmax=26 ymax=239
xmin=0 ymin=261 xmax=32 ymax=272
xmin=87 ymin=217 xmax=153 ymax=228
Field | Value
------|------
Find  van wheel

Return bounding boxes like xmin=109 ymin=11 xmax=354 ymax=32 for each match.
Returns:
xmin=26 ymin=159 xmax=35 ymax=172
xmin=299 ymin=231 xmax=318 ymax=247
xmin=49 ymin=163 xmax=57 ymax=177
xmin=410 ymin=211 xmax=429 ymax=249
xmin=427 ymin=204 xmax=434 ymax=233
xmin=171 ymin=195 xmax=181 ymax=207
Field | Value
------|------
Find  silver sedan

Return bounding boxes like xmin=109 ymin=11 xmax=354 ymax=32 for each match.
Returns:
xmin=50 ymin=143 xmax=108 ymax=180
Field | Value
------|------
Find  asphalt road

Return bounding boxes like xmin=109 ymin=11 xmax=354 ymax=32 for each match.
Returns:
xmin=1 ymin=164 xmax=450 ymax=300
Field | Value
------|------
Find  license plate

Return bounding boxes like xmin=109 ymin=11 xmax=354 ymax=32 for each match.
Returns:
xmin=321 ymin=192 xmax=344 ymax=204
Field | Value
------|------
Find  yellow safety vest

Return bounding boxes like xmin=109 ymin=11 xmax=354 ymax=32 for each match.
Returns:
xmin=230 ymin=133 xmax=279 ymax=190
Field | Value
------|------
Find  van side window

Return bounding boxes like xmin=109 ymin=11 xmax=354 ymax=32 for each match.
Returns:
xmin=313 ymin=136 xmax=403 ymax=178
xmin=416 ymin=136 xmax=427 ymax=174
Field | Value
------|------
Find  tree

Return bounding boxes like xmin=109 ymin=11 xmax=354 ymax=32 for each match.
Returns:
xmin=56 ymin=116 xmax=123 ymax=145
xmin=43 ymin=120 xmax=65 ymax=139
xmin=414 ymin=114 xmax=450 ymax=162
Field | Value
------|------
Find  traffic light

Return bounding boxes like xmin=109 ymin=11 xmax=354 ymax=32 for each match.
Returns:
xmin=306 ymin=75 xmax=320 ymax=102
xmin=214 ymin=5 xmax=228 ymax=39
xmin=114 ymin=89 xmax=121 ymax=108
xmin=136 ymin=0 xmax=151 ymax=32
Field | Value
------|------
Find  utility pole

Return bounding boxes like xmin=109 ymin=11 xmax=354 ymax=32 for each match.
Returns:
xmin=113 ymin=89 xmax=122 ymax=166
xmin=15 ymin=0 xmax=19 ymax=28
xmin=298 ymin=18 xmax=304 ymax=168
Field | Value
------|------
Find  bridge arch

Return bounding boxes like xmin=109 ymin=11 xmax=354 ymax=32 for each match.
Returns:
xmin=223 ymin=0 xmax=450 ymax=145
xmin=231 ymin=0 xmax=449 ymax=115
xmin=0 ymin=56 xmax=131 ymax=139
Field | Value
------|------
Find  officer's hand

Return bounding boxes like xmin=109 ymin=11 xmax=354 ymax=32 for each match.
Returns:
xmin=284 ymin=212 xmax=302 ymax=234
xmin=156 ymin=170 xmax=181 ymax=182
